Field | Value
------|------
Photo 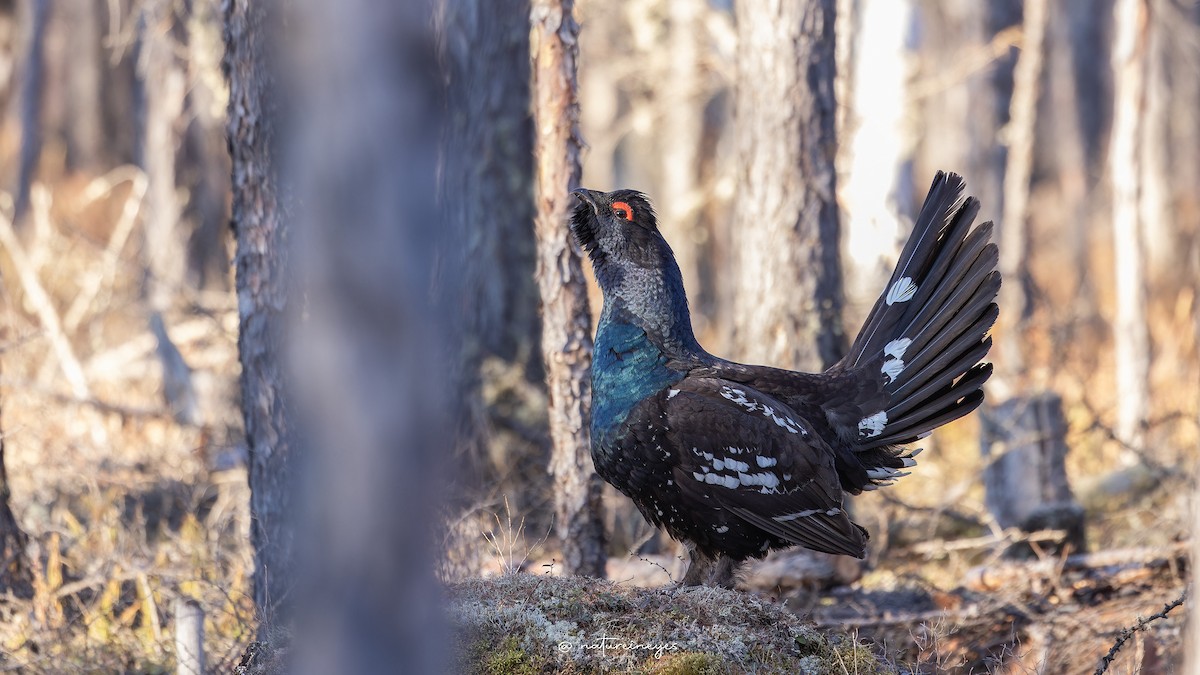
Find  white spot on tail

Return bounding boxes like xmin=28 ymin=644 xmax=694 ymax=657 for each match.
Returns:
xmin=858 ymin=411 xmax=888 ymax=438
xmin=867 ymin=466 xmax=911 ymax=480
xmin=886 ymin=277 xmax=918 ymax=305
xmin=882 ymin=357 xmax=906 ymax=384
xmin=884 ymin=338 xmax=912 ymax=359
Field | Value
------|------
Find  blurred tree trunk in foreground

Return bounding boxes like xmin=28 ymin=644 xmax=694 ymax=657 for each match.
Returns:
xmin=731 ymin=0 xmax=846 ymax=371
xmin=1109 ymin=0 xmax=1152 ymax=455
xmin=223 ymin=0 xmax=297 ymax=626
xmin=286 ymin=0 xmax=450 ymax=670
xmin=530 ymin=0 xmax=607 ymax=578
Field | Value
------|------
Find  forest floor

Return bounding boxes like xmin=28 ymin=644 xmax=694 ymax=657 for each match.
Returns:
xmin=0 ymin=175 xmax=254 ymax=672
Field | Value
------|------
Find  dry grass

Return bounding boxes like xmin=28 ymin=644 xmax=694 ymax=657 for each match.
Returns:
xmin=0 ymin=176 xmax=254 ymax=672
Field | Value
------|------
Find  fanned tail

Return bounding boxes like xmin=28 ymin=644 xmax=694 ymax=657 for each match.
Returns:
xmin=839 ymin=171 xmax=1000 ymax=486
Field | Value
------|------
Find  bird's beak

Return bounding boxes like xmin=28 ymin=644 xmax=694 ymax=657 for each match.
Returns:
xmin=572 ymin=187 xmax=603 ymax=215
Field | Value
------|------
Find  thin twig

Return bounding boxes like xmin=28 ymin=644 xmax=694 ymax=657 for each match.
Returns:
xmin=1094 ymin=588 xmax=1187 ymax=675
xmin=0 ymin=201 xmax=91 ymax=398
xmin=901 ymin=528 xmax=1066 ymax=557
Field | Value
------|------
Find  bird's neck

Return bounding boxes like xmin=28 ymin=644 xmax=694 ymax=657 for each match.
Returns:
xmin=595 ymin=255 xmax=700 ymax=357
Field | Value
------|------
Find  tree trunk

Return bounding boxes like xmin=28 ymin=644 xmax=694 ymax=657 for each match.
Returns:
xmin=63 ymin=0 xmax=104 ymax=172
xmin=1109 ymin=0 xmax=1152 ymax=454
xmin=838 ymin=0 xmax=915 ymax=326
xmin=440 ymin=0 xmax=545 ymax=519
xmin=443 ymin=0 xmax=538 ymax=367
xmin=731 ymin=0 xmax=846 ymax=371
xmin=183 ymin=0 xmax=231 ymax=291
xmin=530 ymin=0 xmax=607 ymax=578
xmin=995 ymin=0 xmax=1047 ymax=384
xmin=731 ymin=0 xmax=851 ymax=588
xmin=223 ymin=0 xmax=297 ymax=625
xmin=285 ymin=0 xmax=449 ymax=669
xmin=1137 ymin=6 xmax=1173 ymax=286
xmin=141 ymin=0 xmax=198 ymax=425
xmin=658 ymin=0 xmax=705 ymax=320
xmin=13 ymin=0 xmax=48 ymax=224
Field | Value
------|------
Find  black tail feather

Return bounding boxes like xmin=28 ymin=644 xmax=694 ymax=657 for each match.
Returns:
xmin=840 ymin=171 xmax=1000 ymax=474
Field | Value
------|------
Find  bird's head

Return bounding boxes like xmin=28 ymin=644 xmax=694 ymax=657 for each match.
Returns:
xmin=570 ymin=187 xmax=697 ymax=349
xmin=570 ymin=188 xmax=663 ymax=280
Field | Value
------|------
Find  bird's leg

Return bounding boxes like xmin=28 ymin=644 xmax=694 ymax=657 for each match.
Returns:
xmin=680 ymin=545 xmax=714 ymax=586
xmin=709 ymin=554 xmax=739 ymax=590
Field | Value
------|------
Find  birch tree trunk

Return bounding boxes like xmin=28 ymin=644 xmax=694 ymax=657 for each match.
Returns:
xmin=996 ymin=0 xmax=1048 ymax=385
xmin=658 ymin=0 xmax=704 ymax=318
xmin=1109 ymin=0 xmax=1152 ymax=454
xmin=531 ymin=0 xmax=607 ymax=578
xmin=839 ymin=0 xmax=914 ymax=325
xmin=1138 ymin=9 xmax=1173 ymax=284
xmin=223 ymin=0 xmax=297 ymax=624
xmin=731 ymin=0 xmax=846 ymax=371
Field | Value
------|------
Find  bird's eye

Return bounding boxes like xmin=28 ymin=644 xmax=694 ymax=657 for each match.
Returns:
xmin=612 ymin=201 xmax=634 ymax=221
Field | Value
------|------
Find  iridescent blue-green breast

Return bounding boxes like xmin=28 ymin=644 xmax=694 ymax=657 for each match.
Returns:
xmin=590 ymin=320 xmax=685 ymax=451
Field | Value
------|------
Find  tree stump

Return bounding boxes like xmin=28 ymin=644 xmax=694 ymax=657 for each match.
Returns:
xmin=981 ymin=392 xmax=1086 ymax=556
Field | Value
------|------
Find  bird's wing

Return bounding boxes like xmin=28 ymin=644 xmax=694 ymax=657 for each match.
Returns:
xmin=662 ymin=376 xmax=868 ymax=557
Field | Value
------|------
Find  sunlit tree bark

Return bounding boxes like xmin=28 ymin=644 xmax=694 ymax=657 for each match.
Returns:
xmin=531 ymin=0 xmax=607 ymax=578
xmin=731 ymin=0 xmax=846 ymax=372
xmin=223 ymin=0 xmax=297 ymax=624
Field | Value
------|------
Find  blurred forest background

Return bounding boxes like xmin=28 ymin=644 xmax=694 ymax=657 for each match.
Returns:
xmin=0 ymin=0 xmax=1193 ymax=671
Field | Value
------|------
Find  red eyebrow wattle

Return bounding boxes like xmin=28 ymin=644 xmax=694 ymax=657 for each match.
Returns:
xmin=612 ymin=201 xmax=634 ymax=221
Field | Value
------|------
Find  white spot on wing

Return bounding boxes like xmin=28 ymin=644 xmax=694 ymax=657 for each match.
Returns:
xmin=715 ymin=525 xmax=729 ymax=534
xmin=773 ymin=509 xmax=819 ymax=522
xmin=886 ymin=277 xmax=918 ymax=305
xmin=858 ymin=411 xmax=888 ymax=438
xmin=722 ymin=386 xmax=806 ymax=435
xmin=738 ymin=472 xmax=780 ymax=490
xmin=667 ymin=388 xmax=680 ymax=399
xmin=755 ymin=455 xmax=777 ymax=468
xmin=702 ymin=473 xmax=740 ymax=489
